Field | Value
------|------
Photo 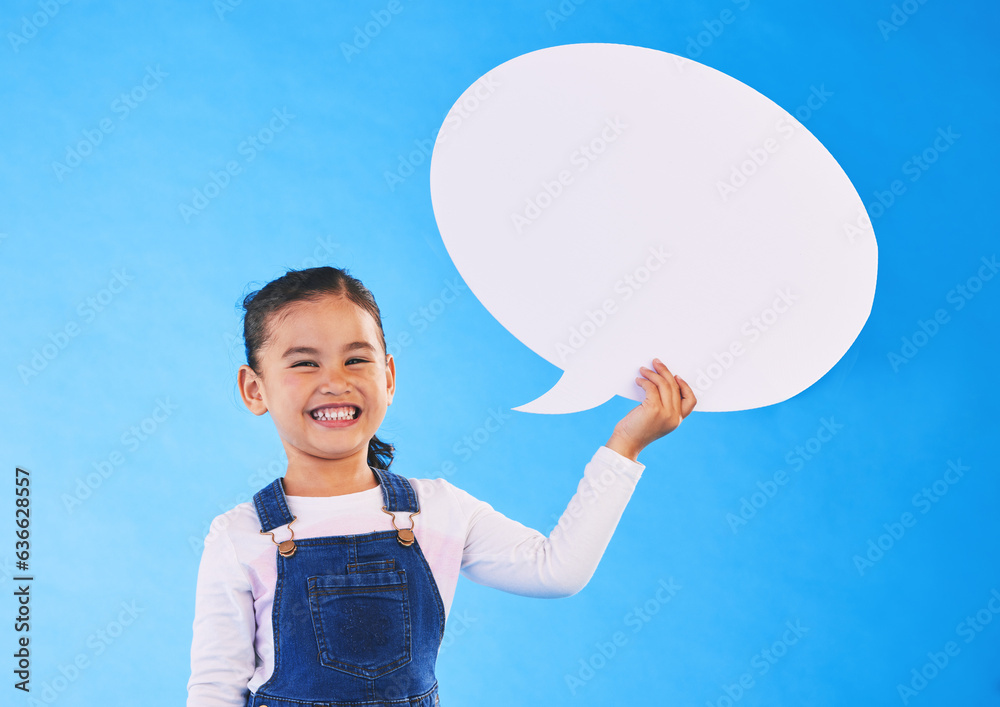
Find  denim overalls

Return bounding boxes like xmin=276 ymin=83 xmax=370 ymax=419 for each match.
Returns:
xmin=246 ymin=467 xmax=445 ymax=707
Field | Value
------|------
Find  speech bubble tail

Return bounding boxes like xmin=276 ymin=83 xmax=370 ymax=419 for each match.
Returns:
xmin=512 ymin=370 xmax=615 ymax=415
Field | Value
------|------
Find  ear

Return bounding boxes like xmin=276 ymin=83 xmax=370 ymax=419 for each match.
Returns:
xmin=384 ymin=354 xmax=396 ymax=406
xmin=238 ymin=365 xmax=269 ymax=416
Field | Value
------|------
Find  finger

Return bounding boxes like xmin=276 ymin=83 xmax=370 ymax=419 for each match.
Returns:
xmin=675 ymin=375 xmax=698 ymax=418
xmin=637 ymin=365 xmax=668 ymax=410
xmin=633 ymin=374 xmax=655 ymax=400
xmin=650 ymin=358 xmax=681 ymax=414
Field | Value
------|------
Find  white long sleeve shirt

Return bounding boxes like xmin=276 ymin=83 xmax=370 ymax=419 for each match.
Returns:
xmin=187 ymin=445 xmax=645 ymax=706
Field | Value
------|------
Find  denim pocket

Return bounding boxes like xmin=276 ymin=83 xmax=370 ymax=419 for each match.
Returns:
xmin=306 ymin=570 xmax=411 ymax=678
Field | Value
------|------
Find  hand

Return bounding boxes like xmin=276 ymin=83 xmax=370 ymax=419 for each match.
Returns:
xmin=606 ymin=358 xmax=697 ymax=461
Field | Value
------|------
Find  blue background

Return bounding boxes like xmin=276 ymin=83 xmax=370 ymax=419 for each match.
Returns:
xmin=2 ymin=1 xmax=998 ymax=705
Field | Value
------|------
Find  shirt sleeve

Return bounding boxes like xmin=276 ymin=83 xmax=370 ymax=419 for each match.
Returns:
xmin=451 ymin=445 xmax=645 ymax=598
xmin=187 ymin=515 xmax=257 ymax=707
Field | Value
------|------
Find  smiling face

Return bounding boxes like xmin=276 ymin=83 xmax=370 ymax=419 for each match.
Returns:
xmin=237 ymin=293 xmax=395 ymax=481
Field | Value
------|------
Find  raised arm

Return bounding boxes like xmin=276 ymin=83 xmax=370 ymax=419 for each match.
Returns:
xmin=457 ymin=358 xmax=696 ymax=597
xmin=455 ymin=445 xmax=646 ymax=597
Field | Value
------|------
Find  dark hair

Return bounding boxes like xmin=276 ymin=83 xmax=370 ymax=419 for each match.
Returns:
xmin=240 ymin=266 xmax=395 ymax=471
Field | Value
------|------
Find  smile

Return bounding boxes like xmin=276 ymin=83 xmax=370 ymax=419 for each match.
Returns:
xmin=309 ymin=405 xmax=360 ymax=424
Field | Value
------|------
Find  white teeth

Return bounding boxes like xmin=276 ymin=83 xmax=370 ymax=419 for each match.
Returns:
xmin=312 ymin=406 xmax=357 ymax=421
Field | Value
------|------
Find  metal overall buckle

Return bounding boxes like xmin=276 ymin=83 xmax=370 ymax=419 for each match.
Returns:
xmin=382 ymin=506 xmax=420 ymax=546
xmin=260 ymin=516 xmax=298 ymax=558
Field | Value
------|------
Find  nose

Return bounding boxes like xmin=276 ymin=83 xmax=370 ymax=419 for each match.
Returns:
xmin=318 ymin=365 xmax=351 ymax=394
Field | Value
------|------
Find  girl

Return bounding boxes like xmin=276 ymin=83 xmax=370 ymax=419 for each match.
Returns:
xmin=187 ymin=266 xmax=695 ymax=707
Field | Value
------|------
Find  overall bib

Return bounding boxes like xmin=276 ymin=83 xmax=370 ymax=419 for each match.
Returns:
xmin=246 ymin=468 xmax=445 ymax=707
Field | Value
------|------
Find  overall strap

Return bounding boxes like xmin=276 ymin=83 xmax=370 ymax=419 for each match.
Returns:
xmin=371 ymin=468 xmax=419 ymax=513
xmin=254 ymin=478 xmax=295 ymax=532
xmin=252 ymin=469 xmax=419 ymax=530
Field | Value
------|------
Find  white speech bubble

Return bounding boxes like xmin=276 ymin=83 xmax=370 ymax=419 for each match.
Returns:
xmin=429 ymin=43 xmax=877 ymax=413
